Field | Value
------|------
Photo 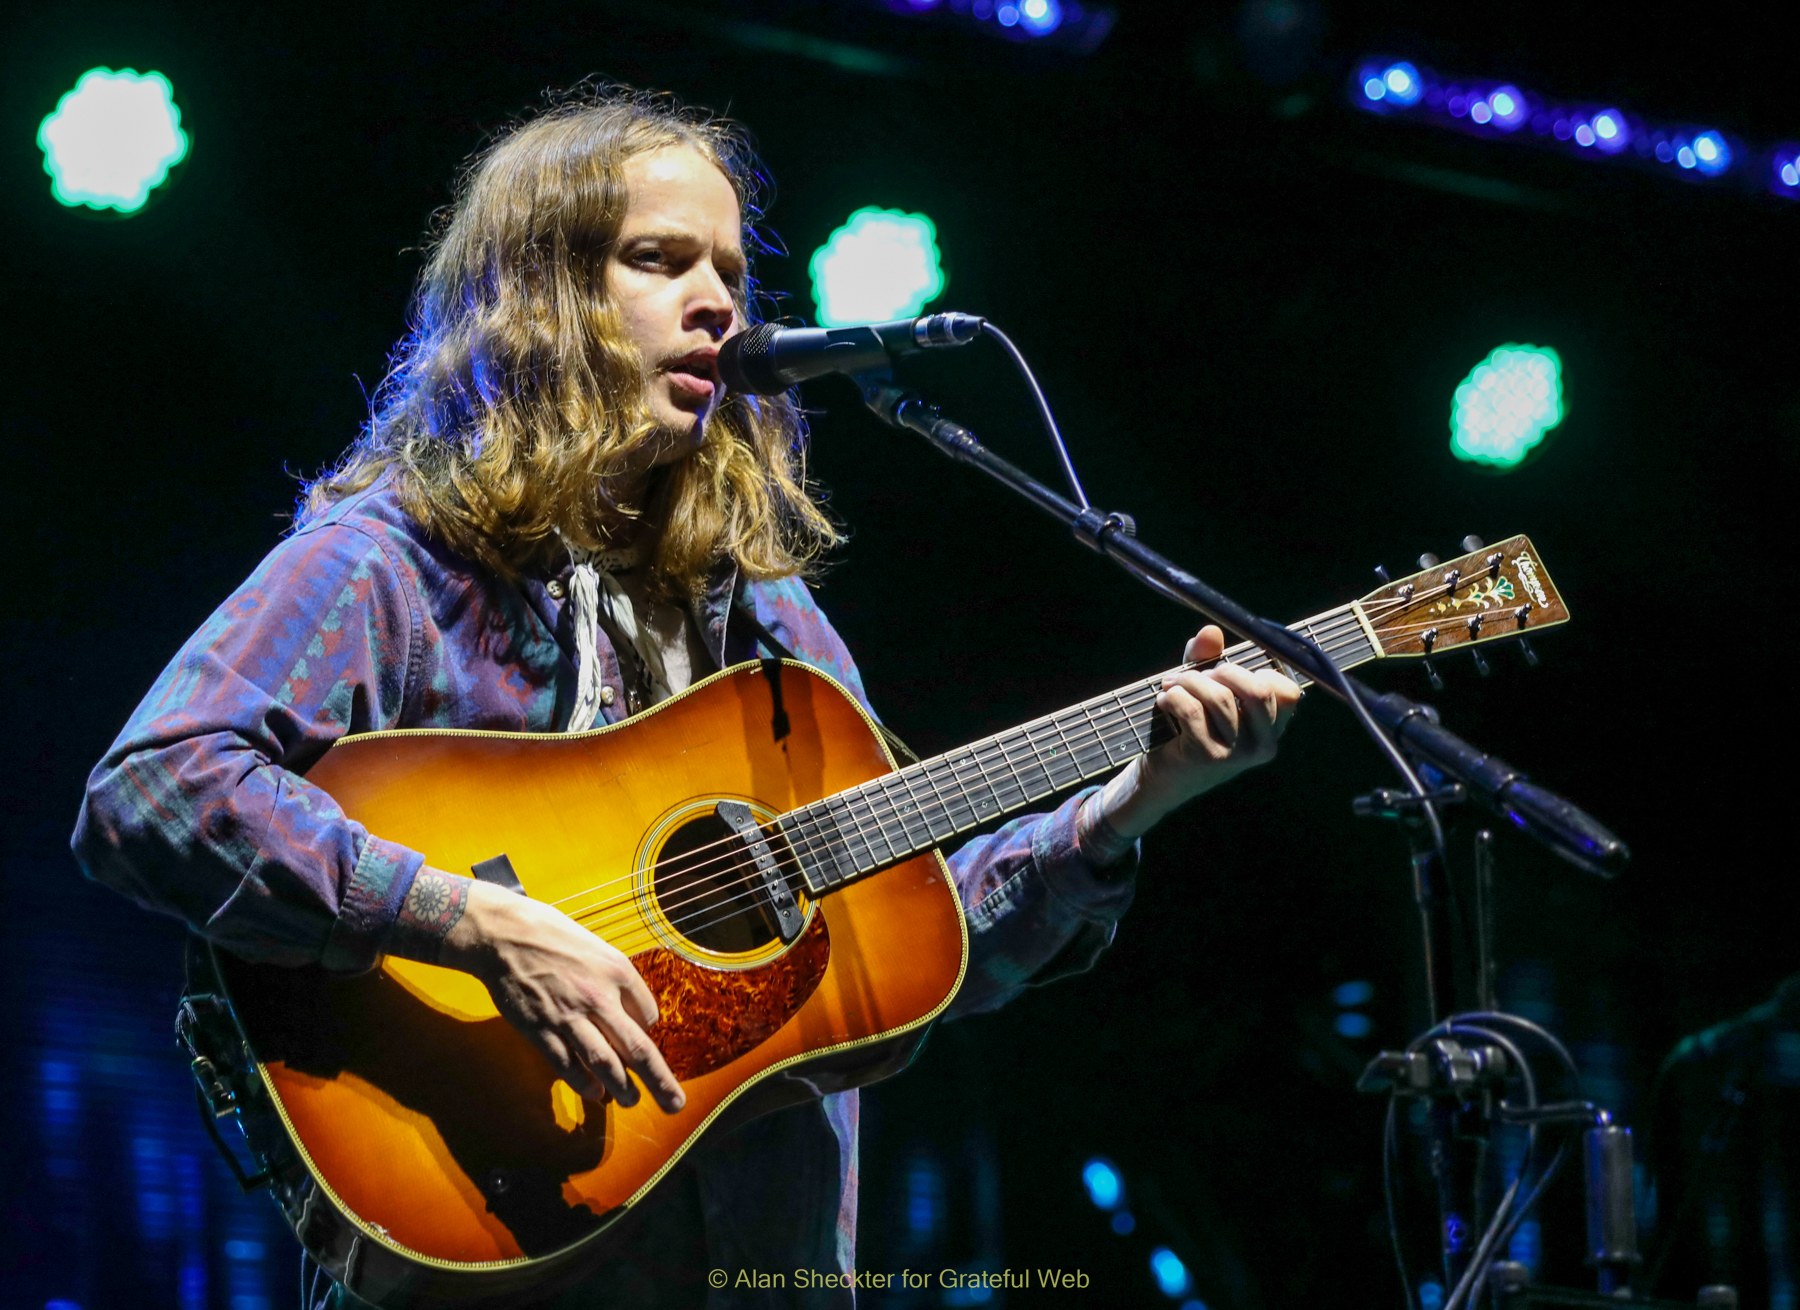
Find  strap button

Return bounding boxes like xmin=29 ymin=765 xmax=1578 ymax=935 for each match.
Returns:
xmin=599 ymin=686 xmax=616 ymax=707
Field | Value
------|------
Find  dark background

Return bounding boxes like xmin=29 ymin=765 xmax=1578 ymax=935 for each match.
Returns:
xmin=3 ymin=2 xmax=1797 ymax=1307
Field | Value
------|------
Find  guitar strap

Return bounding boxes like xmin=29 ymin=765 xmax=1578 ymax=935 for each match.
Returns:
xmin=731 ymin=600 xmax=920 ymax=767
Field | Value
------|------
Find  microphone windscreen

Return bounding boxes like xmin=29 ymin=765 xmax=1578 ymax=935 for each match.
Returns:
xmin=718 ymin=323 xmax=787 ymax=396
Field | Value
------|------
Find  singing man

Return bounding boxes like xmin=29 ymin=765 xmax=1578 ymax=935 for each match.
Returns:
xmin=72 ymin=87 xmax=1299 ymax=1307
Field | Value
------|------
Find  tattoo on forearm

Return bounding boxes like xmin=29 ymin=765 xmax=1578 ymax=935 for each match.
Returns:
xmin=391 ymin=870 xmax=471 ymax=964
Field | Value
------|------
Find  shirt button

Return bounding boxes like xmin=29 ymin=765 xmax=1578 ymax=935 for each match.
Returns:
xmin=547 ymin=579 xmax=566 ymax=599
xmin=599 ymin=686 xmax=616 ymax=706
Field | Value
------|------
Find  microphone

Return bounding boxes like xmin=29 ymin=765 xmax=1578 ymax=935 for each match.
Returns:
xmin=1665 ymin=972 xmax=1800 ymax=1068
xmin=718 ymin=312 xmax=984 ymax=396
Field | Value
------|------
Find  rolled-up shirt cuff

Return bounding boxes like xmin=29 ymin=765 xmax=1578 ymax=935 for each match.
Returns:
xmin=320 ymin=834 xmax=425 ymax=974
xmin=1032 ymin=787 xmax=1140 ymax=914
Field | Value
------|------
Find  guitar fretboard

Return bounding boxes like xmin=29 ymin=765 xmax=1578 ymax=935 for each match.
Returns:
xmin=776 ymin=602 xmax=1376 ymax=894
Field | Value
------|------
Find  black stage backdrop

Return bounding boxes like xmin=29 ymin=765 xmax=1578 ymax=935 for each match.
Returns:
xmin=3 ymin=2 xmax=1797 ymax=1307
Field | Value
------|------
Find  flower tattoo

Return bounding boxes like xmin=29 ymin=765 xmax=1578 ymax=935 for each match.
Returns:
xmin=391 ymin=870 xmax=471 ymax=964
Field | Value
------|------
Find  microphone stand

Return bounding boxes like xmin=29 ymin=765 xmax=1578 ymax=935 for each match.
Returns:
xmin=851 ymin=373 xmax=1692 ymax=1308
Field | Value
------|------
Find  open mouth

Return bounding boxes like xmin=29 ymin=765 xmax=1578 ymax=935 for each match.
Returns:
xmin=665 ymin=349 xmax=720 ymax=400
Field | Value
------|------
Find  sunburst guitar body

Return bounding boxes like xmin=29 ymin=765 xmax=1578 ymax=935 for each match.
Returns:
xmin=198 ymin=534 xmax=1572 ymax=1307
xmin=213 ymin=661 xmax=966 ymax=1307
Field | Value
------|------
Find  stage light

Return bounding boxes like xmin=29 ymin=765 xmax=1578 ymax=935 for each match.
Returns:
xmin=1333 ymin=980 xmax=1375 ymax=1007
xmin=1592 ymin=109 xmax=1629 ymax=153
xmin=37 ymin=67 xmax=188 ymax=213
xmin=1420 ymin=1280 xmax=1446 ymax=1310
xmin=1082 ymin=1157 xmax=1123 ymax=1209
xmin=810 ymin=206 xmax=946 ymax=327
xmin=1151 ymin=1248 xmax=1192 ymax=1298
xmin=1574 ymin=121 xmax=1596 ymax=147
xmin=1018 ymin=0 xmax=1063 ymax=35
xmin=1775 ymin=147 xmax=1800 ymax=195
xmin=1488 ymin=86 xmax=1525 ymax=130
xmin=1676 ymin=141 xmax=1697 ymax=170
xmin=996 ymin=3 xmax=1019 ymax=24
xmin=1334 ymin=1012 xmax=1374 ymax=1038
xmin=1112 ymin=1210 xmax=1137 ymax=1234
xmin=1383 ymin=63 xmax=1422 ymax=105
xmin=1450 ymin=344 xmax=1564 ymax=470
xmin=1691 ymin=130 xmax=1731 ymax=175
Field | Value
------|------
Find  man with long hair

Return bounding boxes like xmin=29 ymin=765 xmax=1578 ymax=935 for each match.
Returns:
xmin=73 ymin=88 xmax=1299 ymax=1305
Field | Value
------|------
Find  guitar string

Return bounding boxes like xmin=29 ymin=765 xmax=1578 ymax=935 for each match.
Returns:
xmin=546 ymin=609 xmax=1373 ymax=927
xmin=558 ymin=615 xmax=1382 ymax=944
xmin=566 ymin=675 xmax=1178 ymax=948
xmin=550 ymin=579 xmax=1524 ymax=954
xmin=533 ymin=583 xmax=1489 ymax=940
xmin=545 ymin=611 xmax=1378 ymax=931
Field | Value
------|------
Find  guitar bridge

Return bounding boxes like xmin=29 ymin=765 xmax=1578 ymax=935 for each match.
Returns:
xmin=715 ymin=800 xmax=805 ymax=943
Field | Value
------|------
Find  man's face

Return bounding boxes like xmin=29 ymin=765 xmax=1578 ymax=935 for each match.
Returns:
xmin=606 ymin=145 xmax=744 ymax=465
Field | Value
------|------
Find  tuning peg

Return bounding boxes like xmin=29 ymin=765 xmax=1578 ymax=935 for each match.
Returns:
xmin=1374 ymin=564 xmax=1391 ymax=584
xmin=1418 ymin=552 xmax=1440 ymax=569
xmin=1422 ymin=658 xmax=1444 ymax=690
xmin=1461 ymin=534 xmax=1486 ymax=553
xmin=1471 ymin=648 xmax=1491 ymax=676
xmin=1518 ymin=637 xmax=1540 ymax=668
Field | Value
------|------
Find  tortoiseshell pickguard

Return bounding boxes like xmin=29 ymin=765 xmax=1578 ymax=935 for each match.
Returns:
xmin=633 ymin=912 xmax=831 ymax=1080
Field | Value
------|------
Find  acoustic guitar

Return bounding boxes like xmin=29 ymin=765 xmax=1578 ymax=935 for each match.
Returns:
xmin=184 ymin=535 xmax=1568 ymax=1307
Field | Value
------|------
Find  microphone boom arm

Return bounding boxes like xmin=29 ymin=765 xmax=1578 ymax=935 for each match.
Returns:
xmin=855 ymin=371 xmax=1628 ymax=879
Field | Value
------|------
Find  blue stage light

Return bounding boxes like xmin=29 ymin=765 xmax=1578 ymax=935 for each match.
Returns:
xmin=1420 ymin=1280 xmax=1446 ymax=1310
xmin=1592 ymin=109 xmax=1629 ymax=153
xmin=1676 ymin=141 xmax=1697 ymax=169
xmin=1334 ymin=1012 xmax=1374 ymax=1038
xmin=1112 ymin=1210 xmax=1137 ymax=1234
xmin=1333 ymin=980 xmax=1375 ymax=1007
xmin=1363 ymin=76 xmax=1386 ymax=101
xmin=1470 ymin=100 xmax=1493 ymax=125
xmin=1691 ymin=131 xmax=1731 ymax=175
xmin=997 ymin=3 xmax=1019 ymax=24
xmin=1151 ymin=1248 xmax=1193 ymax=1298
xmin=1488 ymin=86 xmax=1525 ymax=129
xmin=1082 ymin=1157 xmax=1123 ymax=1209
xmin=1382 ymin=63 xmax=1422 ymax=106
xmin=1018 ymin=0 xmax=1063 ymax=34
xmin=1574 ymin=121 xmax=1596 ymax=147
xmin=1775 ymin=148 xmax=1800 ymax=194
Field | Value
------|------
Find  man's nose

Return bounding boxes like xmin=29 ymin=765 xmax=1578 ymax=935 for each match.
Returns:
xmin=686 ymin=266 xmax=736 ymax=339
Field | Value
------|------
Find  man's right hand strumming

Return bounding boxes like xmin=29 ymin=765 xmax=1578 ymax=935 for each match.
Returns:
xmin=389 ymin=870 xmax=687 ymax=1115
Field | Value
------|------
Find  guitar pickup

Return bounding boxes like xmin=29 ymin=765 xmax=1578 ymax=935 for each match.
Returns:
xmin=715 ymin=801 xmax=805 ymax=943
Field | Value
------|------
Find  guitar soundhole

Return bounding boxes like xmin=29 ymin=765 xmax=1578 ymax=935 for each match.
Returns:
xmin=652 ymin=814 xmax=778 ymax=953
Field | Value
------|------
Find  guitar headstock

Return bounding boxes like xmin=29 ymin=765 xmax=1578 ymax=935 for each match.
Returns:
xmin=1359 ymin=534 xmax=1568 ymax=665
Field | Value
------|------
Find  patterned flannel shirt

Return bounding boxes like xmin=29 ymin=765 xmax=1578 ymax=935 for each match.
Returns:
xmin=71 ymin=476 xmax=1137 ymax=1305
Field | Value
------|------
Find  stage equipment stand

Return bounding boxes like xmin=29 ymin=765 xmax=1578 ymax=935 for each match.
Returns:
xmin=851 ymin=362 xmax=1727 ymax=1308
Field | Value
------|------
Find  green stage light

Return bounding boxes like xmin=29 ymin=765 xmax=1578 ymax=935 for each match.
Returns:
xmin=38 ymin=67 xmax=188 ymax=213
xmin=809 ymin=206 xmax=946 ymax=326
xmin=1450 ymin=344 xmax=1564 ymax=469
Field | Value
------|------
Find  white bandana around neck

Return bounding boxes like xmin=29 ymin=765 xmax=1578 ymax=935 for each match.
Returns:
xmin=563 ymin=539 xmax=672 ymax=732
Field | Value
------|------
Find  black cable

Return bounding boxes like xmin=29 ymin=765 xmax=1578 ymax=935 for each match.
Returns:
xmin=978 ymin=322 xmax=1089 ymax=509
xmin=979 ymin=321 xmax=1448 ymax=874
xmin=1385 ymin=1100 xmax=1417 ymax=1310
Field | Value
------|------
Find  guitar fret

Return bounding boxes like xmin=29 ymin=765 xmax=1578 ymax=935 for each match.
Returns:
xmin=843 ymin=779 xmax=901 ymax=870
xmin=1040 ymin=709 xmax=1088 ymax=789
xmin=776 ymin=584 xmax=1413 ymax=896
xmin=876 ymin=770 xmax=932 ymax=854
xmin=1010 ymin=721 xmax=1061 ymax=800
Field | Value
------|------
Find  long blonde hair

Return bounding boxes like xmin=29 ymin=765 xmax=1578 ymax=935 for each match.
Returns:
xmin=301 ymin=87 xmax=839 ymax=595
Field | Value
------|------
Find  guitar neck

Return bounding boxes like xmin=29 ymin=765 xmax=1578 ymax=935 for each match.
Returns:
xmin=778 ymin=601 xmax=1379 ymax=894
